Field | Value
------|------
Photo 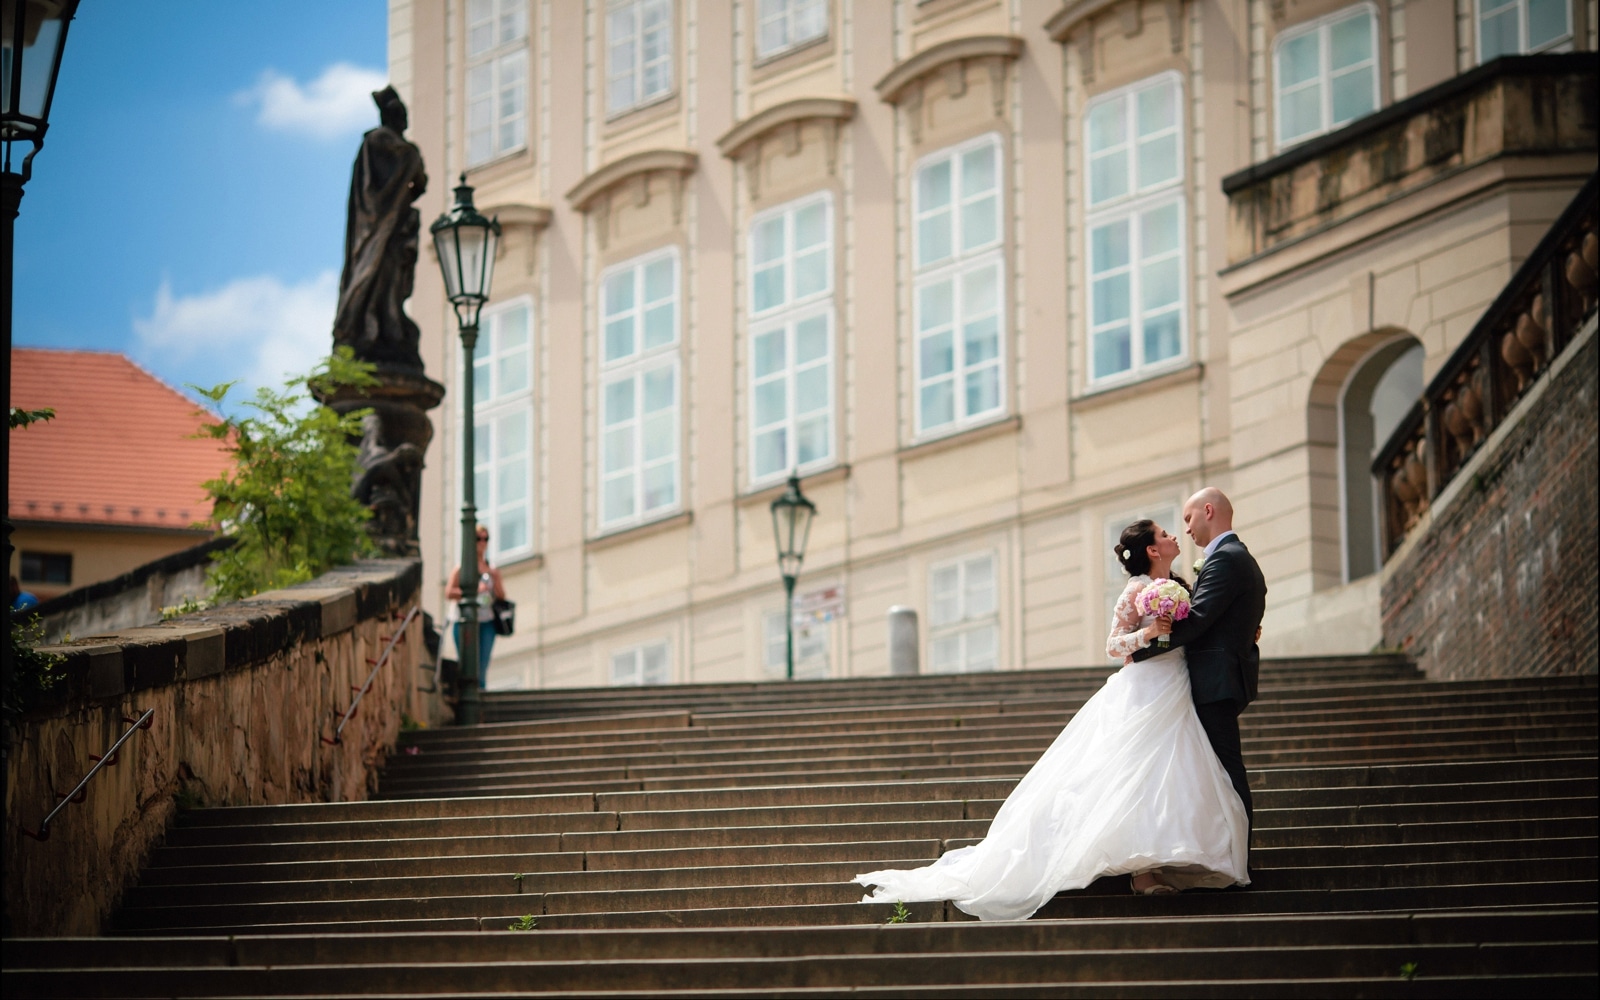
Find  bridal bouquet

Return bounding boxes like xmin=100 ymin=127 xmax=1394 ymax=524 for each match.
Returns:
xmin=1136 ymin=579 xmax=1191 ymax=648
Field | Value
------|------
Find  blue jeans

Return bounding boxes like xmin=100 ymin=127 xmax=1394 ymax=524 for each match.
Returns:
xmin=453 ymin=621 xmax=497 ymax=686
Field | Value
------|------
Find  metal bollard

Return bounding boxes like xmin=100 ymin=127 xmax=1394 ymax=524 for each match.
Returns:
xmin=887 ymin=606 xmax=920 ymax=676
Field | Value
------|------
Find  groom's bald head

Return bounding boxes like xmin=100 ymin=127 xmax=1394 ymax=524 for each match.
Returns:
xmin=1182 ymin=487 xmax=1234 ymax=547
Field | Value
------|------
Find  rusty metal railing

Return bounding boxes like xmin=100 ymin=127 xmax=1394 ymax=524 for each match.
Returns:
xmin=20 ymin=709 xmax=154 ymax=842
xmin=322 ymin=605 xmax=420 ymax=746
xmin=1375 ymin=172 xmax=1599 ymax=560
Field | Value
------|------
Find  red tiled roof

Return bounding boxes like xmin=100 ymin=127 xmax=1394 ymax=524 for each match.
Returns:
xmin=9 ymin=348 xmax=232 ymax=530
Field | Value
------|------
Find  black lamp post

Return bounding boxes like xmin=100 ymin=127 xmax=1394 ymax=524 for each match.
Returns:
xmin=769 ymin=473 xmax=816 ymax=681
xmin=430 ymin=174 xmax=500 ymax=726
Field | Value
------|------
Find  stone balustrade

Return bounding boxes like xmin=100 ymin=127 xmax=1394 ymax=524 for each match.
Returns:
xmin=3 ymin=559 xmax=448 ymax=936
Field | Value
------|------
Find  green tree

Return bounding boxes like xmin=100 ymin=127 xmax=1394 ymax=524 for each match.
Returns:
xmin=193 ymin=348 xmax=379 ymax=600
xmin=8 ymin=407 xmax=63 ymax=717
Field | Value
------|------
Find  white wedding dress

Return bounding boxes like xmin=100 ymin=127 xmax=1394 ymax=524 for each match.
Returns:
xmin=853 ymin=575 xmax=1250 ymax=921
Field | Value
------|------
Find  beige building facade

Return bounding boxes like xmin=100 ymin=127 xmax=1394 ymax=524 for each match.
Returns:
xmin=389 ymin=0 xmax=1597 ymax=688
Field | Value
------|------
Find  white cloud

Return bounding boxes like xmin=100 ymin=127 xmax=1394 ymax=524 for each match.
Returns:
xmin=240 ymin=63 xmax=388 ymax=140
xmin=133 ymin=272 xmax=339 ymax=401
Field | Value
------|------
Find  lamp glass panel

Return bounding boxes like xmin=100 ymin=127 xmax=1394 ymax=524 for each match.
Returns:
xmin=434 ymin=228 xmax=464 ymax=299
xmin=1 ymin=12 xmax=64 ymax=122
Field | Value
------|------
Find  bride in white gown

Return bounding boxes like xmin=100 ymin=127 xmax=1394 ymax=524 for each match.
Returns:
xmin=854 ymin=520 xmax=1250 ymax=921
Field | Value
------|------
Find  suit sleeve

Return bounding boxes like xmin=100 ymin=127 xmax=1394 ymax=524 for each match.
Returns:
xmin=1130 ymin=551 xmax=1240 ymax=662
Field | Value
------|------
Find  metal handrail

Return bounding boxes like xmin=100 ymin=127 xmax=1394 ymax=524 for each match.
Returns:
xmin=323 ymin=605 xmax=420 ymax=746
xmin=20 ymin=709 xmax=154 ymax=842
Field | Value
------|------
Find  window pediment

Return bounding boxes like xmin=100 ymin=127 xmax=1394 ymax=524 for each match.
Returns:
xmin=874 ymin=35 xmax=1024 ymax=106
xmin=565 ymin=149 xmax=698 ymax=215
xmin=482 ymin=202 xmax=553 ymax=231
xmin=716 ymin=97 xmax=856 ymax=161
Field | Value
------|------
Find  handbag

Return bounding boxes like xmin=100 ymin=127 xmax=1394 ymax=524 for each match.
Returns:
xmin=490 ymin=598 xmax=516 ymax=637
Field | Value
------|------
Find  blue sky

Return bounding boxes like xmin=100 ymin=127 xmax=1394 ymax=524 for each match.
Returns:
xmin=13 ymin=1 xmax=390 ymax=406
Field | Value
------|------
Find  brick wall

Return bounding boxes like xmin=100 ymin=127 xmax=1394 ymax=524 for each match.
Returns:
xmin=1381 ymin=319 xmax=1598 ymax=679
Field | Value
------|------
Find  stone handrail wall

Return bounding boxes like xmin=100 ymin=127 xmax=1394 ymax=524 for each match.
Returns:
xmin=3 ymin=559 xmax=448 ymax=937
xmin=31 ymin=536 xmax=235 ymax=645
xmin=1380 ymin=314 xmax=1597 ymax=680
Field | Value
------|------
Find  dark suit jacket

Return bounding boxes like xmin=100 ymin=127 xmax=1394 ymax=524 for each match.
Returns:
xmin=1132 ymin=534 xmax=1267 ymax=707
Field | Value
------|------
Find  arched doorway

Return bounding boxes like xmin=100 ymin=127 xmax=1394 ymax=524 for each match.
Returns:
xmin=1339 ymin=337 xmax=1424 ymax=581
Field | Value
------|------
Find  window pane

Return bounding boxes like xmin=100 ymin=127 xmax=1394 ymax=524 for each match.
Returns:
xmin=1142 ymin=256 xmax=1181 ymax=312
xmin=1329 ymin=68 xmax=1375 ymax=127
xmin=1137 ymin=134 xmax=1179 ymax=188
xmin=1093 ymin=274 xmax=1131 ymax=323
xmin=1093 ymin=325 xmax=1132 ymax=379
xmin=468 ymin=0 xmax=494 ymax=54
xmin=643 ymin=366 xmax=675 ymax=412
xmin=795 ymin=415 xmax=829 ymax=465
xmin=604 ymin=427 xmax=633 ymax=472
xmin=918 ymin=211 xmax=952 ymax=266
xmin=605 ymin=271 xmax=634 ymax=315
xmin=499 ymin=306 xmax=529 ymax=348
xmin=930 ymin=565 xmax=960 ymax=621
xmin=753 ymin=329 xmax=786 ymax=378
xmin=643 ymin=461 xmax=676 ymax=510
xmin=605 ymin=318 xmax=635 ymax=362
xmin=961 ymin=144 xmax=997 ymax=197
xmin=1329 ymin=13 xmax=1372 ymax=69
xmin=965 ymin=366 xmax=1000 ymax=416
xmin=1279 ymin=84 xmax=1323 ymax=143
xmin=644 ymin=257 xmax=674 ymax=301
xmin=964 ymin=625 xmax=997 ymax=671
xmin=1479 ymin=7 xmax=1518 ymax=59
xmin=965 ymin=556 xmax=994 ymax=609
xmin=474 ymin=358 xmax=491 ymax=404
xmin=920 ymin=330 xmax=954 ymax=378
xmin=1087 ymin=99 xmax=1125 ymax=154
xmin=497 ymin=508 xmax=528 ymax=554
xmin=794 ymin=315 xmax=828 ymax=364
xmin=1528 ymin=0 xmax=1570 ymax=48
xmin=643 ymin=303 xmax=675 ymax=349
xmin=961 ymin=195 xmax=998 ymax=252
xmin=794 ymin=0 xmax=827 ymax=41
xmin=759 ymin=17 xmax=786 ymax=55
xmin=1144 ymin=310 xmax=1182 ymax=363
xmin=794 ymin=202 xmax=827 ymax=249
xmin=1136 ymin=83 xmax=1175 ymax=135
xmin=1089 ymin=150 xmax=1128 ymax=205
xmin=918 ymin=158 xmax=952 ymax=211
xmin=755 ymin=428 xmax=787 ymax=478
xmin=795 ymin=365 xmax=828 ymax=415
xmin=753 ymin=216 xmax=785 ymax=264
xmin=611 ymin=651 xmax=638 ymax=684
xmin=604 ymin=378 xmax=635 ymax=424
xmin=754 ymin=379 xmax=786 ymax=427
xmin=793 ymin=248 xmax=828 ymax=299
xmin=497 ymin=411 xmax=527 ymax=458
xmin=918 ymin=279 xmax=953 ymax=331
xmin=929 ymin=635 xmax=961 ymax=672
xmin=1091 ymin=219 xmax=1130 ymax=273
xmin=1278 ymin=31 xmax=1321 ymax=86
xmin=497 ymin=350 xmax=529 ymax=396
xmin=1140 ymin=202 xmax=1180 ymax=256
xmin=604 ymin=474 xmax=635 ymax=521
xmin=752 ymin=264 xmax=785 ymax=313
xmin=963 ymin=316 xmax=999 ymax=365
xmin=497 ymin=457 xmax=528 ymax=505
xmin=643 ymin=411 xmax=675 ymax=462
xmin=921 ymin=381 xmax=955 ymax=429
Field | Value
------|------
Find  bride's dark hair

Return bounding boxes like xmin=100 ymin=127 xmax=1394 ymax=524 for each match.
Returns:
xmin=1115 ymin=519 xmax=1190 ymax=591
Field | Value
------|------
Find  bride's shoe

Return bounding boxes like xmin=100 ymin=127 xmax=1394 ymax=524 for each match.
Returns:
xmin=1131 ymin=872 xmax=1180 ymax=896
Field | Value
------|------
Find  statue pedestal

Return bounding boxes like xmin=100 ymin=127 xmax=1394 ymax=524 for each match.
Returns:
xmin=316 ymin=366 xmax=445 ymax=558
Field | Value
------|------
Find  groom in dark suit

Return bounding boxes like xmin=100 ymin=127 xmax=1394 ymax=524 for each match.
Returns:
xmin=1131 ymin=487 xmax=1267 ymax=838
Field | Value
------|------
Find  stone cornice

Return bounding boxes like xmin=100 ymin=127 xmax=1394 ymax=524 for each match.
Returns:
xmin=874 ymin=35 xmax=1025 ymax=105
xmin=482 ymin=202 xmax=553 ymax=230
xmin=565 ymin=149 xmax=698 ymax=214
xmin=716 ymin=97 xmax=857 ymax=160
xmin=1043 ymin=0 xmax=1121 ymax=41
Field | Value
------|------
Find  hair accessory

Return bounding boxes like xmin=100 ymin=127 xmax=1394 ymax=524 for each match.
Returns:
xmin=1117 ymin=548 xmax=1130 ymax=563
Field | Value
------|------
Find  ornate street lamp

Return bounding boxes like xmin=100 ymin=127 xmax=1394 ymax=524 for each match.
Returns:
xmin=430 ymin=174 xmax=500 ymax=725
xmin=769 ymin=473 xmax=816 ymax=681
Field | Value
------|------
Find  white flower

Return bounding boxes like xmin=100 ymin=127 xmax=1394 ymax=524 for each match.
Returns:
xmin=1192 ymin=558 xmax=1206 ymax=575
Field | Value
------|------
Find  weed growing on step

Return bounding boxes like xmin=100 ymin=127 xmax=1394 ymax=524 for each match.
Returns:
xmin=401 ymin=713 xmax=426 ymax=731
xmin=885 ymin=902 xmax=912 ymax=924
xmin=191 ymin=348 xmax=379 ymax=601
xmin=508 ymin=914 xmax=538 ymax=930
xmin=1400 ymin=961 xmax=1419 ymax=981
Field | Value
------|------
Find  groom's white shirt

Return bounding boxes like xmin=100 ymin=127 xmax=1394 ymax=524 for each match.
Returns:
xmin=1203 ymin=530 xmax=1237 ymax=559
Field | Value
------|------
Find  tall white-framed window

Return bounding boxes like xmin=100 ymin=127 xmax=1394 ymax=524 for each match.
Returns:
xmin=466 ymin=0 xmax=529 ymax=166
xmin=763 ymin=610 xmax=829 ymax=679
xmin=599 ymin=247 xmax=681 ymax=530
xmin=914 ymin=133 xmax=1006 ymax=437
xmin=1084 ymin=73 xmax=1187 ymax=387
xmin=469 ymin=298 xmax=535 ymax=562
xmin=1273 ymin=4 xmax=1379 ymax=148
xmin=927 ymin=552 xmax=999 ymax=674
xmin=1477 ymin=0 xmax=1573 ymax=60
xmin=756 ymin=0 xmax=828 ymax=59
xmin=611 ymin=639 xmax=671 ymax=685
xmin=607 ymin=0 xmax=674 ymax=116
xmin=748 ymin=192 xmax=834 ymax=485
xmin=1103 ymin=504 xmax=1177 ymax=661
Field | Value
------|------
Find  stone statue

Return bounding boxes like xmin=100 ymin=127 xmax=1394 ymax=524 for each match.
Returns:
xmin=333 ymin=86 xmax=429 ymax=370
xmin=318 ymin=87 xmax=445 ymax=558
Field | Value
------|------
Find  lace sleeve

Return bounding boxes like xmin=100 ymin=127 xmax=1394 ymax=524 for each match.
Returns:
xmin=1106 ymin=578 xmax=1150 ymax=661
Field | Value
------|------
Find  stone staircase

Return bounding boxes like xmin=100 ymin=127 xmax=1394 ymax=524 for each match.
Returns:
xmin=6 ymin=655 xmax=1597 ymax=996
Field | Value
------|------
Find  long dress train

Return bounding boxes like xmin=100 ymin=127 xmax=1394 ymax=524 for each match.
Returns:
xmin=853 ymin=575 xmax=1250 ymax=921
